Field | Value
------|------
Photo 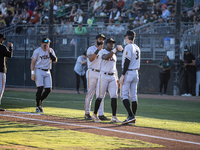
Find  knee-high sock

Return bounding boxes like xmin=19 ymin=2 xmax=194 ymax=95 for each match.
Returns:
xmin=123 ymin=99 xmax=133 ymax=117
xmin=111 ymin=98 xmax=117 ymax=116
xmin=36 ymin=86 xmax=43 ymax=107
xmin=94 ymin=98 xmax=102 ymax=114
xmin=41 ymin=88 xmax=52 ymax=102
xmin=132 ymin=101 xmax=138 ymax=116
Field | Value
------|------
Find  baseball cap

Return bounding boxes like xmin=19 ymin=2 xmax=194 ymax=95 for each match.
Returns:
xmin=162 ymin=4 xmax=167 ymax=8
xmin=95 ymin=34 xmax=106 ymax=40
xmin=105 ymin=38 xmax=116 ymax=44
xmin=0 ymin=34 xmax=6 ymax=40
xmin=124 ymin=30 xmax=135 ymax=37
xmin=83 ymin=51 xmax=87 ymax=56
xmin=41 ymin=38 xmax=51 ymax=43
xmin=184 ymin=46 xmax=189 ymax=52
xmin=44 ymin=16 xmax=48 ymax=19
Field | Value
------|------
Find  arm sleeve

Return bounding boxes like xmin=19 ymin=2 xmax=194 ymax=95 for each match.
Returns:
xmin=3 ymin=46 xmax=13 ymax=58
xmin=122 ymin=58 xmax=130 ymax=75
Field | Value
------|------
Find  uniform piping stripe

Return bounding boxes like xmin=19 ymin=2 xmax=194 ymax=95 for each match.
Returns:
xmin=31 ymin=57 xmax=36 ymax=61
xmin=120 ymin=84 xmax=123 ymax=101
xmin=98 ymin=74 xmax=102 ymax=98
xmin=85 ymin=70 xmax=90 ymax=112
xmin=0 ymin=73 xmax=4 ymax=99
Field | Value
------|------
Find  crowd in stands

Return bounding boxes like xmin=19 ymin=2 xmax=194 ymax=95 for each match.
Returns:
xmin=0 ymin=0 xmax=199 ymax=35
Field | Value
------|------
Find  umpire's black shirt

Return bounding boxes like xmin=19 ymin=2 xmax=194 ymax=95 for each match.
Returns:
xmin=0 ymin=44 xmax=13 ymax=73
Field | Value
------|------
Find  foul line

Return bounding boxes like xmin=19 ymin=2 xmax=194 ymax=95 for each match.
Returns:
xmin=0 ymin=114 xmax=200 ymax=146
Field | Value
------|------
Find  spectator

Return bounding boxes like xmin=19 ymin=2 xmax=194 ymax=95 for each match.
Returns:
xmin=117 ymin=15 xmax=125 ymax=23
xmin=152 ymin=12 xmax=158 ymax=21
xmin=56 ymin=1 xmax=66 ymax=17
xmin=65 ymin=20 xmax=73 ymax=34
xmin=138 ymin=0 xmax=147 ymax=14
xmin=98 ymin=0 xmax=107 ymax=15
xmin=161 ymin=4 xmax=171 ymax=19
xmin=114 ymin=21 xmax=125 ymax=34
xmin=181 ymin=46 xmax=195 ymax=96
xmin=14 ymin=0 xmax=22 ymax=11
xmin=184 ymin=0 xmax=194 ymax=10
xmin=195 ymin=52 xmax=200 ymax=96
xmin=36 ymin=0 xmax=44 ymax=13
xmin=58 ymin=21 xmax=67 ymax=34
xmin=158 ymin=0 xmax=167 ymax=5
xmin=30 ymin=10 xmax=39 ymax=24
xmin=74 ymin=9 xmax=84 ymax=24
xmin=11 ymin=10 xmax=21 ymax=25
xmin=5 ymin=10 xmax=13 ymax=27
xmin=0 ymin=3 xmax=7 ymax=16
xmin=21 ymin=0 xmax=28 ymax=10
xmin=102 ymin=0 xmax=113 ymax=15
xmin=69 ymin=5 xmax=77 ymax=22
xmin=75 ymin=22 xmax=87 ymax=35
xmin=87 ymin=14 xmax=96 ymax=27
xmin=105 ymin=19 xmax=115 ymax=34
xmin=21 ymin=8 xmax=30 ymax=22
xmin=128 ymin=1 xmax=139 ymax=20
xmin=183 ymin=10 xmax=194 ymax=23
xmin=152 ymin=3 xmax=162 ymax=16
xmin=134 ymin=10 xmax=144 ymax=25
xmin=28 ymin=0 xmax=36 ymax=12
xmin=7 ymin=2 xmax=14 ymax=14
xmin=0 ymin=15 xmax=6 ymax=27
xmin=109 ymin=5 xmax=120 ymax=22
xmin=121 ymin=0 xmax=132 ymax=16
xmin=143 ymin=12 xmax=151 ymax=24
xmin=92 ymin=0 xmax=102 ymax=15
xmin=113 ymin=0 xmax=125 ymax=12
xmin=44 ymin=0 xmax=50 ymax=15
xmin=53 ymin=1 xmax=58 ymax=16
xmin=42 ymin=16 xmax=49 ymax=24
xmin=133 ymin=18 xmax=141 ymax=28
xmin=74 ymin=52 xmax=87 ymax=94
xmin=158 ymin=55 xmax=172 ymax=95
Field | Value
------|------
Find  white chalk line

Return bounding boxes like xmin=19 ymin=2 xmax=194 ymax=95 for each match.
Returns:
xmin=0 ymin=113 xmax=200 ymax=146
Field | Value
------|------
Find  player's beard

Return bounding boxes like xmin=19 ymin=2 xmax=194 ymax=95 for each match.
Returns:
xmin=97 ymin=41 xmax=103 ymax=46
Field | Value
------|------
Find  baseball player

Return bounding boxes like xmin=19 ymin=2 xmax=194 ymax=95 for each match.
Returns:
xmin=84 ymin=34 xmax=109 ymax=120
xmin=92 ymin=38 xmax=123 ymax=123
xmin=0 ymin=34 xmax=13 ymax=111
xmin=31 ymin=38 xmax=57 ymax=113
xmin=119 ymin=30 xmax=140 ymax=125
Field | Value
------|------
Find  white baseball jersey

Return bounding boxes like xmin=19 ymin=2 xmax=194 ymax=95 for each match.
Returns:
xmin=87 ymin=45 xmax=100 ymax=70
xmin=99 ymin=49 xmax=117 ymax=73
xmin=31 ymin=47 xmax=56 ymax=70
xmin=122 ymin=44 xmax=140 ymax=70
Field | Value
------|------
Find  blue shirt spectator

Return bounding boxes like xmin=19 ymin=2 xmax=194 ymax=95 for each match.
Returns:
xmin=28 ymin=0 xmax=36 ymax=11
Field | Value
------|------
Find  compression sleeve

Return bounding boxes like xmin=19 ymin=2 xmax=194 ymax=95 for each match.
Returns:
xmin=122 ymin=58 xmax=130 ymax=75
xmin=49 ymin=52 xmax=57 ymax=61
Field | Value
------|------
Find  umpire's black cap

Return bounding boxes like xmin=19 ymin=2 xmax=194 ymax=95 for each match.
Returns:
xmin=105 ymin=38 xmax=116 ymax=44
xmin=124 ymin=30 xmax=136 ymax=37
xmin=95 ymin=34 xmax=106 ymax=40
xmin=0 ymin=33 xmax=6 ymax=40
xmin=42 ymin=37 xmax=51 ymax=43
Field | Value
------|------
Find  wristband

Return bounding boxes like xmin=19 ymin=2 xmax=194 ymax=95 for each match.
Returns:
xmin=31 ymin=70 xmax=35 ymax=75
xmin=112 ymin=48 xmax=117 ymax=53
xmin=94 ymin=49 xmax=99 ymax=55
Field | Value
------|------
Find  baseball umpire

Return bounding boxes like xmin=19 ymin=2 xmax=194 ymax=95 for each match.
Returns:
xmin=84 ymin=34 xmax=109 ymax=120
xmin=92 ymin=38 xmax=123 ymax=123
xmin=120 ymin=30 xmax=140 ymax=125
xmin=31 ymin=38 xmax=57 ymax=113
xmin=0 ymin=34 xmax=13 ymax=111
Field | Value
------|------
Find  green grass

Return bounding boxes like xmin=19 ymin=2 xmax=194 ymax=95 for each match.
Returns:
xmin=1 ymin=91 xmax=200 ymax=135
xmin=0 ymin=120 xmax=162 ymax=150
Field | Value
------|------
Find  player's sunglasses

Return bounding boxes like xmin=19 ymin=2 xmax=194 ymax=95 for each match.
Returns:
xmin=44 ymin=39 xmax=50 ymax=42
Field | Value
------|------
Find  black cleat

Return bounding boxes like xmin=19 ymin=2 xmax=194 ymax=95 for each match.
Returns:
xmin=84 ymin=114 xmax=92 ymax=120
xmin=0 ymin=108 xmax=5 ymax=111
xmin=121 ymin=116 xmax=136 ymax=125
xmin=98 ymin=115 xmax=110 ymax=121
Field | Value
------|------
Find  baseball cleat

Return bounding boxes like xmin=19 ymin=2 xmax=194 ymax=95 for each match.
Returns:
xmin=128 ymin=120 xmax=136 ymax=125
xmin=0 ymin=108 xmax=5 ymax=111
xmin=92 ymin=114 xmax=101 ymax=123
xmin=36 ymin=106 xmax=44 ymax=113
xmin=111 ymin=116 xmax=122 ymax=123
xmin=98 ymin=115 xmax=110 ymax=121
xmin=84 ymin=114 xmax=92 ymax=120
xmin=121 ymin=116 xmax=136 ymax=125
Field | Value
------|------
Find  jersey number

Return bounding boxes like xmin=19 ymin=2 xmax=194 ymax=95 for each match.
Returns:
xmin=136 ymin=51 xmax=139 ymax=60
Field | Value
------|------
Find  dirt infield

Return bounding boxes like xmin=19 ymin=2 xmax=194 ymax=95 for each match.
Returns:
xmin=1 ymin=87 xmax=200 ymax=150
